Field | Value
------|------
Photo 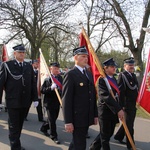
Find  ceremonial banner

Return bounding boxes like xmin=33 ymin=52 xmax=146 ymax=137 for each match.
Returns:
xmin=39 ymin=54 xmax=49 ymax=86
xmin=79 ymin=32 xmax=103 ymax=85
xmin=79 ymin=27 xmax=136 ymax=150
xmin=2 ymin=44 xmax=9 ymax=61
xmin=39 ymin=49 xmax=62 ymax=106
xmin=137 ymin=50 xmax=150 ymax=114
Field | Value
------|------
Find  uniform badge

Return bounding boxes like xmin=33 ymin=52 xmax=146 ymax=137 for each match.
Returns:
xmin=80 ymin=83 xmax=84 ymax=86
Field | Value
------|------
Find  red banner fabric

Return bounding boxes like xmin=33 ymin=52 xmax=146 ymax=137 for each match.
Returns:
xmin=137 ymin=50 xmax=150 ymax=113
xmin=79 ymin=33 xmax=101 ymax=84
xmin=2 ymin=44 xmax=9 ymax=61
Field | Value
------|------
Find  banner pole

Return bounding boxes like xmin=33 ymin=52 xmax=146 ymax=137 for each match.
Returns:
xmin=39 ymin=48 xmax=62 ymax=106
xmin=81 ymin=27 xmax=136 ymax=150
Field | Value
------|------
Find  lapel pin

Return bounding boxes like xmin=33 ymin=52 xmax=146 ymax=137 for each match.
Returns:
xmin=80 ymin=83 xmax=84 ymax=86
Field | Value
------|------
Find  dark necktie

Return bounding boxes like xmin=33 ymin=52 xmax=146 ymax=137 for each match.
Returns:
xmin=83 ymin=69 xmax=89 ymax=80
xmin=19 ymin=62 xmax=23 ymax=72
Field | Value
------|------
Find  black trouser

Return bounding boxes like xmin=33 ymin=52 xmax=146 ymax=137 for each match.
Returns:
xmin=114 ymin=110 xmax=136 ymax=149
xmin=40 ymin=121 xmax=49 ymax=131
xmin=99 ymin=118 xmax=116 ymax=150
xmin=36 ymin=99 xmax=43 ymax=121
xmin=69 ymin=126 xmax=89 ymax=150
xmin=46 ymin=106 xmax=60 ymax=139
xmin=89 ymin=133 xmax=101 ymax=150
xmin=24 ymin=107 xmax=30 ymax=119
xmin=8 ymin=108 xmax=29 ymax=150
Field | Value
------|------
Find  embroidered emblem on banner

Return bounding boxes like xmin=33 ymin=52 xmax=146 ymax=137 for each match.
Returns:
xmin=146 ymin=71 xmax=150 ymax=91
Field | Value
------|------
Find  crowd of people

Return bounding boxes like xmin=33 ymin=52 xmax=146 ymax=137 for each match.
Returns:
xmin=0 ymin=44 xmax=138 ymax=150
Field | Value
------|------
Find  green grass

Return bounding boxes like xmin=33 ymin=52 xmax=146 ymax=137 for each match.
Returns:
xmin=136 ymin=107 xmax=150 ymax=119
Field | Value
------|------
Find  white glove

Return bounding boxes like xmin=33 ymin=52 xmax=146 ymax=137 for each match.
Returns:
xmin=33 ymin=101 xmax=39 ymax=108
xmin=51 ymin=83 xmax=57 ymax=90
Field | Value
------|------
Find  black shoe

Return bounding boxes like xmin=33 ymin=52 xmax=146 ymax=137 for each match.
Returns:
xmin=114 ymin=137 xmax=126 ymax=144
xmin=89 ymin=142 xmax=101 ymax=150
xmin=5 ymin=107 xmax=7 ymax=112
xmin=89 ymin=145 xmax=94 ymax=150
xmin=39 ymin=119 xmax=45 ymax=122
xmin=118 ymin=140 xmax=126 ymax=144
xmin=21 ymin=147 xmax=25 ymax=150
xmin=53 ymin=138 xmax=60 ymax=144
xmin=127 ymin=148 xmax=132 ymax=150
xmin=40 ymin=129 xmax=50 ymax=136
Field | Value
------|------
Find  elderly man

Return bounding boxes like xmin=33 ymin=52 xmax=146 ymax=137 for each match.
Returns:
xmin=114 ymin=57 xmax=139 ymax=150
xmin=0 ymin=44 xmax=38 ymax=150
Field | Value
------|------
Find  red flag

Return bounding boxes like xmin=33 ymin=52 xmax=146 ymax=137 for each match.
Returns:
xmin=79 ymin=29 xmax=120 ymax=95
xmin=80 ymin=27 xmax=136 ymax=150
xmin=137 ymin=50 xmax=150 ymax=114
xmin=79 ymin=32 xmax=102 ymax=84
xmin=2 ymin=44 xmax=9 ymax=61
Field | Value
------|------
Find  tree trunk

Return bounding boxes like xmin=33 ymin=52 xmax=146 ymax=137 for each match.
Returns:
xmin=31 ymin=45 xmax=38 ymax=60
xmin=132 ymin=48 xmax=143 ymax=86
xmin=54 ymin=48 xmax=58 ymax=62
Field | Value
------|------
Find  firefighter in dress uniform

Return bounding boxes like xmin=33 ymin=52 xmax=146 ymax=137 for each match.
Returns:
xmin=40 ymin=62 xmax=62 ymax=144
xmin=114 ymin=57 xmax=138 ymax=150
xmin=0 ymin=44 xmax=38 ymax=150
xmin=90 ymin=58 xmax=124 ymax=150
xmin=62 ymin=46 xmax=98 ymax=150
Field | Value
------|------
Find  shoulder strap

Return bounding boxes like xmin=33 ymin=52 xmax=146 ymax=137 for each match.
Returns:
xmin=121 ymin=72 xmax=137 ymax=90
xmin=119 ymin=72 xmax=126 ymax=90
xmin=4 ymin=63 xmax=23 ymax=80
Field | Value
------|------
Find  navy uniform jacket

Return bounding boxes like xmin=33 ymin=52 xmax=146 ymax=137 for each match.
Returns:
xmin=97 ymin=77 xmax=121 ymax=122
xmin=62 ymin=67 xmax=98 ymax=127
xmin=0 ymin=60 xmax=38 ymax=108
xmin=41 ymin=75 xmax=63 ymax=108
xmin=118 ymin=71 xmax=138 ymax=110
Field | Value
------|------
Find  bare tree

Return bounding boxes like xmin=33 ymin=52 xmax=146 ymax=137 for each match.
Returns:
xmin=79 ymin=0 xmax=119 ymax=52
xmin=74 ymin=0 xmax=150 ymax=84
xmin=0 ymin=0 xmax=80 ymax=59
xmin=41 ymin=26 xmax=79 ymax=65
xmin=104 ymin=0 xmax=150 ymax=73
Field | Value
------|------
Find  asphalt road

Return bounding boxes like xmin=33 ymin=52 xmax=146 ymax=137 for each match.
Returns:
xmin=0 ymin=105 xmax=150 ymax=150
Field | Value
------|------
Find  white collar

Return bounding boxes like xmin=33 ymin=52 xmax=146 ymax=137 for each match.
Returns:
xmin=34 ymin=68 xmax=38 ymax=72
xmin=16 ymin=59 xmax=23 ymax=65
xmin=75 ymin=65 xmax=85 ymax=73
xmin=125 ymin=70 xmax=132 ymax=76
xmin=108 ymin=75 xmax=113 ymax=78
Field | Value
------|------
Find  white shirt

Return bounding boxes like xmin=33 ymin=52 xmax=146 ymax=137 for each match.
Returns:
xmin=125 ymin=69 xmax=132 ymax=77
xmin=75 ymin=65 xmax=85 ymax=74
xmin=16 ymin=59 xmax=23 ymax=66
xmin=108 ymin=75 xmax=113 ymax=78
